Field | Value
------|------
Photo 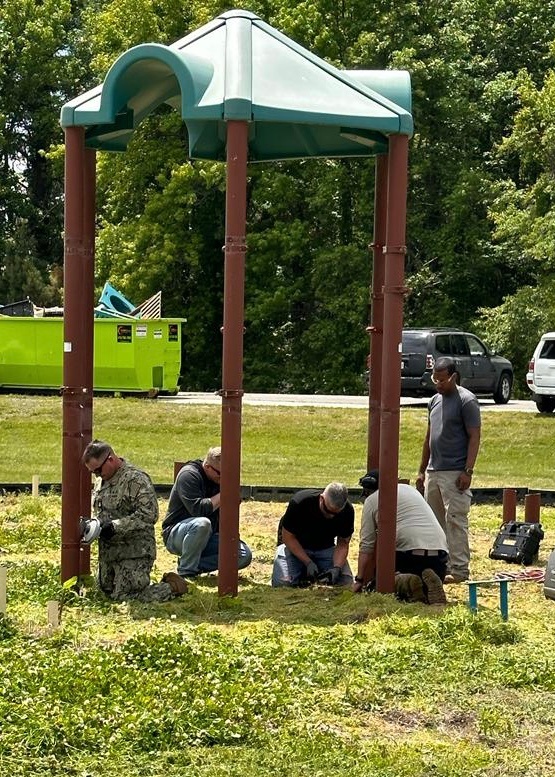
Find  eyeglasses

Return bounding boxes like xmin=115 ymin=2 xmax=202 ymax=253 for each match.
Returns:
xmin=209 ymin=464 xmax=221 ymax=476
xmin=92 ymin=453 xmax=110 ymax=477
xmin=431 ymin=373 xmax=455 ymax=386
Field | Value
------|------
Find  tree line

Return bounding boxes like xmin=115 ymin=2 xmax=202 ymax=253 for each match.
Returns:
xmin=2 ymin=0 xmax=555 ymax=394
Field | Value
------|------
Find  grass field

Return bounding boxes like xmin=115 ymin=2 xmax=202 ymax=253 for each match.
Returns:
xmin=1 ymin=488 xmax=555 ymax=776
xmin=1 ymin=394 xmax=555 ymax=488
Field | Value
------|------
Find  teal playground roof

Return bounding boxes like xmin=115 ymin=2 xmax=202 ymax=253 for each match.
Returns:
xmin=61 ymin=9 xmax=412 ymax=161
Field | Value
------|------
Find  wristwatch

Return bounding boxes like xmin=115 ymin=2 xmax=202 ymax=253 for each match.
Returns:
xmin=464 ymin=467 xmax=474 ymax=476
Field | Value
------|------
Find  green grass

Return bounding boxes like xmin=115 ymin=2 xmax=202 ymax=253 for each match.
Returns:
xmin=1 ymin=492 xmax=555 ymax=776
xmin=1 ymin=394 xmax=554 ymax=488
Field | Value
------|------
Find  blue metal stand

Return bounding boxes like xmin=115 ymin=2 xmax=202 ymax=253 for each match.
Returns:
xmin=466 ymin=579 xmax=510 ymax=621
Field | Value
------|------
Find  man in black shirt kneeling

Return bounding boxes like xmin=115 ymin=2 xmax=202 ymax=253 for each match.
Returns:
xmin=271 ymin=483 xmax=354 ymax=587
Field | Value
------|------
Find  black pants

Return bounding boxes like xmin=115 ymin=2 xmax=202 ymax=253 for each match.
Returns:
xmin=395 ymin=550 xmax=449 ymax=581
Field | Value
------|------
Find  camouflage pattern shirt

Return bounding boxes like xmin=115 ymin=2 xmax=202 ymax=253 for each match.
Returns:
xmin=93 ymin=460 xmax=158 ymax=562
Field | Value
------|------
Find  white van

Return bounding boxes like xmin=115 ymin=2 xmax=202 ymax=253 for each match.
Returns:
xmin=527 ymin=332 xmax=555 ymax=412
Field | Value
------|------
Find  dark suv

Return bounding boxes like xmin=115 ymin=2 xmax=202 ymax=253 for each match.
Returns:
xmin=401 ymin=328 xmax=513 ymax=403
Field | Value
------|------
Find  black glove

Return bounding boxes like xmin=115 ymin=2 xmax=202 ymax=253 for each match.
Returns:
xmin=318 ymin=565 xmax=342 ymax=585
xmin=100 ymin=521 xmax=115 ymax=539
xmin=305 ymin=560 xmax=319 ymax=580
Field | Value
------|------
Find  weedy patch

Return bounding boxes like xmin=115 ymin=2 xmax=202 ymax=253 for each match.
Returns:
xmin=1 ymin=493 xmax=555 ymax=776
xmin=0 ymin=612 xmax=16 ymax=640
xmin=4 ymin=559 xmax=61 ymax=604
xmin=0 ymin=492 xmax=61 ymax=551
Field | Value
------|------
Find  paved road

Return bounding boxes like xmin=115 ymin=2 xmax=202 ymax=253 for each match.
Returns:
xmin=158 ymin=392 xmax=537 ymax=412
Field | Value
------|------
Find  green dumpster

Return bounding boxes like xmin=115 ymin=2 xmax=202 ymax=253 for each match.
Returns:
xmin=0 ymin=316 xmax=184 ymax=394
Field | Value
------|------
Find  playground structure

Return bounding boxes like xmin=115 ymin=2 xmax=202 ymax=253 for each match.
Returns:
xmin=59 ymin=9 xmax=413 ymax=595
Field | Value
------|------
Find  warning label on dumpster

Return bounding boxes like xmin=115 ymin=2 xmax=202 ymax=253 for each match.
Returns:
xmin=168 ymin=324 xmax=179 ymax=342
xmin=136 ymin=325 xmax=147 ymax=338
xmin=117 ymin=324 xmax=132 ymax=343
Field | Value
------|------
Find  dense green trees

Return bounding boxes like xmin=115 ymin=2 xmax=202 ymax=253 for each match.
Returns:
xmin=0 ymin=0 xmax=94 ymax=306
xmin=476 ymin=67 xmax=555 ymax=390
xmin=3 ymin=0 xmax=555 ymax=392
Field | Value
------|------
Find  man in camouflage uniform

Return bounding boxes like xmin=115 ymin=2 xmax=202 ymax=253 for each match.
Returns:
xmin=82 ymin=440 xmax=186 ymax=602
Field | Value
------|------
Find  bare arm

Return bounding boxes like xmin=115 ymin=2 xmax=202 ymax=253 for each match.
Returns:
xmin=466 ymin=426 xmax=481 ymax=471
xmin=332 ymin=536 xmax=351 ymax=569
xmin=351 ymin=549 xmax=376 ymax=592
xmin=456 ymin=426 xmax=481 ymax=491
xmin=416 ymin=424 xmax=431 ymax=494
xmin=282 ymin=527 xmax=311 ymax=565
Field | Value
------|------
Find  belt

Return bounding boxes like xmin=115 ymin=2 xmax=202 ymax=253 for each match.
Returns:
xmin=410 ymin=549 xmax=440 ymax=557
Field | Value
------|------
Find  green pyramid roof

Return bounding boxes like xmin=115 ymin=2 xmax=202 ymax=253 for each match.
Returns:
xmin=60 ymin=9 xmax=412 ymax=160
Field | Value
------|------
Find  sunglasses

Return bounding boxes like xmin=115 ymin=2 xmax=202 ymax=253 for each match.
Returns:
xmin=92 ymin=453 xmax=110 ymax=477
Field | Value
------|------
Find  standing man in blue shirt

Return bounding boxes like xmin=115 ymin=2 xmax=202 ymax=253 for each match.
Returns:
xmin=416 ymin=356 xmax=481 ymax=583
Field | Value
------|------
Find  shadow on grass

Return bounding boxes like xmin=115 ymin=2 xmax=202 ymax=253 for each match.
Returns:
xmin=2 ymin=556 xmax=458 ymax=629
xmin=125 ymin=574 xmax=454 ymax=627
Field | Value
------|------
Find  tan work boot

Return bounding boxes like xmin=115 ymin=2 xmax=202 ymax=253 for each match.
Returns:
xmin=422 ymin=568 xmax=447 ymax=605
xmin=394 ymin=572 xmax=426 ymax=603
xmin=443 ymin=573 xmax=467 ymax=584
xmin=162 ymin=571 xmax=188 ymax=596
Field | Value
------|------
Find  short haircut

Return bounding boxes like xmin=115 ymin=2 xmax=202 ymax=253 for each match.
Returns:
xmin=204 ymin=446 xmax=221 ymax=468
xmin=82 ymin=439 xmax=113 ymax=463
xmin=323 ymin=482 xmax=348 ymax=511
xmin=434 ymin=356 xmax=457 ymax=375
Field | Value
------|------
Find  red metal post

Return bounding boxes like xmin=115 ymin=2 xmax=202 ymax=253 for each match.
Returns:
xmin=62 ymin=127 xmax=91 ymax=582
xmin=174 ymin=461 xmax=186 ymax=480
xmin=525 ymin=492 xmax=541 ymax=523
xmin=376 ymin=135 xmax=409 ymax=594
xmin=367 ymin=154 xmax=388 ymax=471
xmin=79 ymin=147 xmax=96 ymax=577
xmin=218 ymin=120 xmax=249 ymax=596
xmin=502 ymin=488 xmax=517 ymax=524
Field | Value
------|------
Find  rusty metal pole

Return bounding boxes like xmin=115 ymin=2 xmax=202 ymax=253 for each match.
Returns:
xmin=525 ymin=492 xmax=541 ymax=523
xmin=367 ymin=154 xmax=388 ymax=471
xmin=79 ymin=147 xmax=96 ymax=577
xmin=376 ymin=134 xmax=409 ymax=594
xmin=218 ymin=120 xmax=249 ymax=596
xmin=502 ymin=488 xmax=517 ymax=524
xmin=174 ymin=461 xmax=186 ymax=480
xmin=61 ymin=127 xmax=90 ymax=582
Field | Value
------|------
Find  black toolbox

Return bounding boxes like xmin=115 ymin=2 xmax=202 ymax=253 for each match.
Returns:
xmin=489 ymin=521 xmax=544 ymax=566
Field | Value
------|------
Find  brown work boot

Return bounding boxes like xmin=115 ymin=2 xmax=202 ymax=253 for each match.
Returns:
xmin=162 ymin=571 xmax=188 ymax=597
xmin=422 ymin=568 xmax=447 ymax=605
xmin=394 ymin=573 xmax=426 ymax=603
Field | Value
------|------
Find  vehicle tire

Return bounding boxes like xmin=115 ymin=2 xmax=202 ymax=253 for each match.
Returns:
xmin=535 ymin=396 xmax=555 ymax=413
xmin=493 ymin=372 xmax=512 ymax=404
